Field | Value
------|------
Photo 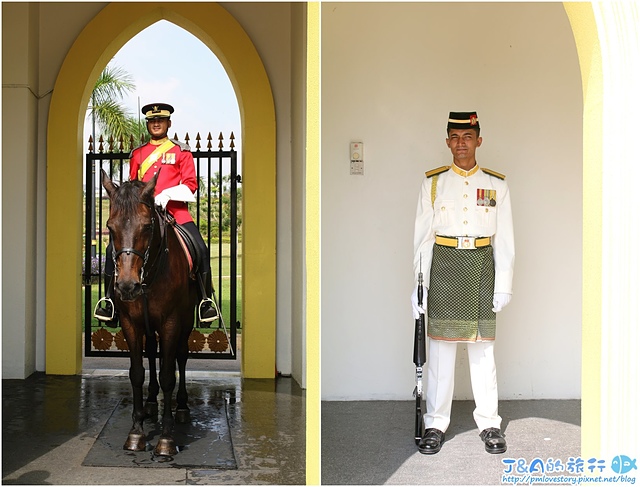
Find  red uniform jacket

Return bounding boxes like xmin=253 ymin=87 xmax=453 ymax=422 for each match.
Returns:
xmin=129 ymin=139 xmax=197 ymax=224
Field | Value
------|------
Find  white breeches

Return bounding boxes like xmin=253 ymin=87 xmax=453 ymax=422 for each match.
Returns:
xmin=423 ymin=339 xmax=501 ymax=433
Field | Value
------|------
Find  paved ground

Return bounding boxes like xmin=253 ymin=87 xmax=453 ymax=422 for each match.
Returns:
xmin=2 ymin=366 xmax=305 ymax=485
xmin=2 ymin=352 xmax=585 ymax=485
xmin=321 ymin=399 xmax=581 ymax=485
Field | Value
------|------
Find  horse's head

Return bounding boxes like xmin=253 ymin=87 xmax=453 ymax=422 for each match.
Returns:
xmin=101 ymin=169 xmax=159 ymax=302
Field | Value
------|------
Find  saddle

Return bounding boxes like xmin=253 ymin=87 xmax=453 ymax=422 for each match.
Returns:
xmin=164 ymin=213 xmax=199 ymax=279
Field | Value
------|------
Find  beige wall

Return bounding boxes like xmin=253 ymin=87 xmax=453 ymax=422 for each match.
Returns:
xmin=2 ymin=2 xmax=40 ymax=378
xmin=321 ymin=2 xmax=583 ymax=400
xmin=2 ymin=2 xmax=304 ymax=382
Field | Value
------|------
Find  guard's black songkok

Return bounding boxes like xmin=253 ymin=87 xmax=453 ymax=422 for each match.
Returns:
xmin=447 ymin=111 xmax=479 ymax=130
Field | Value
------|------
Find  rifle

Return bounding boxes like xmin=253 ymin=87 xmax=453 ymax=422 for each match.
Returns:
xmin=412 ymin=257 xmax=427 ymax=444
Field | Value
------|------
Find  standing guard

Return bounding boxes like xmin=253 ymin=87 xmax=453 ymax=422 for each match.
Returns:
xmin=411 ymin=111 xmax=515 ymax=454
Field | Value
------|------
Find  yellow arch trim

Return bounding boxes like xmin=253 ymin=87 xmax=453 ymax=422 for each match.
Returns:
xmin=46 ymin=2 xmax=276 ymax=378
xmin=564 ymin=3 xmax=602 ymax=457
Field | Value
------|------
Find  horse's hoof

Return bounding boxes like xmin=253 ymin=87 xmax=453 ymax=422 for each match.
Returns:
xmin=145 ymin=401 xmax=159 ymax=418
xmin=175 ymin=408 xmax=191 ymax=424
xmin=154 ymin=437 xmax=177 ymax=456
xmin=123 ymin=433 xmax=147 ymax=451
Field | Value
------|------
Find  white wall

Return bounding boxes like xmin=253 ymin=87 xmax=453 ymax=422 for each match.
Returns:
xmin=290 ymin=3 xmax=308 ymax=385
xmin=321 ymin=3 xmax=582 ymax=400
xmin=2 ymin=3 xmax=40 ymax=378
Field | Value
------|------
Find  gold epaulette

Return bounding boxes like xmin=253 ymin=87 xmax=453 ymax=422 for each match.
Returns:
xmin=128 ymin=142 xmax=145 ymax=158
xmin=481 ymin=168 xmax=506 ymax=180
xmin=425 ymin=165 xmax=450 ymax=178
xmin=171 ymin=138 xmax=191 ymax=151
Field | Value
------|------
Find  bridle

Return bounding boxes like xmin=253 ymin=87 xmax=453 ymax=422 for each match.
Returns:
xmin=111 ymin=200 xmax=168 ymax=289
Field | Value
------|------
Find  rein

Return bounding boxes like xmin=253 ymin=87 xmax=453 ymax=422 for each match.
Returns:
xmin=111 ymin=198 xmax=170 ymax=339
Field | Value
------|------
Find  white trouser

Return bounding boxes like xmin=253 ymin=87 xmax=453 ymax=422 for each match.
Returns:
xmin=423 ymin=339 xmax=501 ymax=433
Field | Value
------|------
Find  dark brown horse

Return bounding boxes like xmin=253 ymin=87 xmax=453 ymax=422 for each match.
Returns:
xmin=101 ymin=169 xmax=197 ymax=456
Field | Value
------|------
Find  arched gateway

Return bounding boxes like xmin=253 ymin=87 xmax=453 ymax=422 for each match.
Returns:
xmin=46 ymin=2 xmax=276 ymax=377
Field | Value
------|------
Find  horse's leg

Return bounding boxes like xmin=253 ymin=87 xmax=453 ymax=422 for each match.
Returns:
xmin=123 ymin=325 xmax=147 ymax=451
xmin=153 ymin=334 xmax=178 ymax=456
xmin=145 ymin=332 xmax=159 ymax=418
xmin=174 ymin=333 xmax=190 ymax=424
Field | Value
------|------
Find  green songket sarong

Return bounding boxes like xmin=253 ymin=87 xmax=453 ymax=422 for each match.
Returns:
xmin=427 ymin=244 xmax=496 ymax=342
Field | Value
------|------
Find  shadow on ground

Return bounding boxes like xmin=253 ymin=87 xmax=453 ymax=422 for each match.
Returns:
xmin=321 ymin=399 xmax=580 ymax=485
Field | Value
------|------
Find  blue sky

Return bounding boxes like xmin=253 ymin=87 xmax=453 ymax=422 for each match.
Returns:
xmin=84 ymin=20 xmax=241 ymax=156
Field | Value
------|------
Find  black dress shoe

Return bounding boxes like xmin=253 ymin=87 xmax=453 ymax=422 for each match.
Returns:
xmin=418 ymin=428 xmax=445 ymax=455
xmin=480 ymin=428 xmax=507 ymax=454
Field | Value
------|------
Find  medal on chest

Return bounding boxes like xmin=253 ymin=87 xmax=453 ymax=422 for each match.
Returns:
xmin=477 ymin=188 xmax=497 ymax=207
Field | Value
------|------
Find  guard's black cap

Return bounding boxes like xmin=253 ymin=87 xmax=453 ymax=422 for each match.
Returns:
xmin=142 ymin=103 xmax=174 ymax=120
xmin=447 ymin=111 xmax=479 ymax=130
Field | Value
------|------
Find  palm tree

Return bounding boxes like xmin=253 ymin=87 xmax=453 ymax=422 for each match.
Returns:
xmin=85 ymin=64 xmax=144 ymax=265
xmin=88 ymin=64 xmax=148 ymax=150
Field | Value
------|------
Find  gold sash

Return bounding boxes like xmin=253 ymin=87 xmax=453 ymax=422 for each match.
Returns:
xmin=138 ymin=139 xmax=175 ymax=179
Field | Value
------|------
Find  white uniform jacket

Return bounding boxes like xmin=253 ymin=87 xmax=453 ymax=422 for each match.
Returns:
xmin=413 ymin=163 xmax=515 ymax=294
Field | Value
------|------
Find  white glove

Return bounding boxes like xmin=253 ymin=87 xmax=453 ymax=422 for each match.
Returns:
xmin=411 ymin=285 xmax=427 ymax=319
xmin=492 ymin=293 xmax=512 ymax=313
xmin=162 ymin=184 xmax=196 ymax=203
xmin=154 ymin=191 xmax=171 ymax=209
xmin=154 ymin=184 xmax=196 ymax=209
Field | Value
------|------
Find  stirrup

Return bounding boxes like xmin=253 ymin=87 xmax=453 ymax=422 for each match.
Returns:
xmin=94 ymin=297 xmax=115 ymax=322
xmin=198 ymin=298 xmax=219 ymax=323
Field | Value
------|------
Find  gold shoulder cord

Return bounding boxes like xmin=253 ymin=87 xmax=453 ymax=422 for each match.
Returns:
xmin=431 ymin=175 xmax=438 ymax=207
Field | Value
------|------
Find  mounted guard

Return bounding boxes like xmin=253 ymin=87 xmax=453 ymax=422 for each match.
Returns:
xmin=94 ymin=103 xmax=219 ymax=326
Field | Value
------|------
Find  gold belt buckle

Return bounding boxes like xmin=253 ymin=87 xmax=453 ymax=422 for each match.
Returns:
xmin=457 ymin=237 xmax=476 ymax=249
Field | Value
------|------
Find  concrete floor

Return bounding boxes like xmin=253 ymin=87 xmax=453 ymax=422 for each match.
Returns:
xmin=321 ymin=399 xmax=581 ymax=485
xmin=2 ymin=359 xmax=305 ymax=485
xmin=2 ymin=353 xmax=582 ymax=485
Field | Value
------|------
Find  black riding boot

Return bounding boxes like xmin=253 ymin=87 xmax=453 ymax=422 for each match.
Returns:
xmin=198 ymin=271 xmax=219 ymax=326
xmin=94 ymin=273 xmax=118 ymax=328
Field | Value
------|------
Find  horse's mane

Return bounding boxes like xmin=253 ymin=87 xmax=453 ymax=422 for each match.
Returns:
xmin=111 ymin=180 xmax=153 ymax=214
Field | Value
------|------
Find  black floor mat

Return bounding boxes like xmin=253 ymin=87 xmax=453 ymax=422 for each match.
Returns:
xmin=82 ymin=398 xmax=237 ymax=469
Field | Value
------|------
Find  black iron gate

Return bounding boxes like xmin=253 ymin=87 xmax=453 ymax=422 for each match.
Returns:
xmin=83 ymin=132 xmax=240 ymax=359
